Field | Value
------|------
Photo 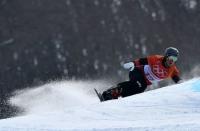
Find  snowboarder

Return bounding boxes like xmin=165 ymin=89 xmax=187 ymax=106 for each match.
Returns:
xmin=100 ymin=47 xmax=181 ymax=101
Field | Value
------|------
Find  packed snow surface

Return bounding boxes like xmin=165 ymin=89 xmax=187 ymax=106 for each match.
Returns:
xmin=1 ymin=78 xmax=200 ymax=131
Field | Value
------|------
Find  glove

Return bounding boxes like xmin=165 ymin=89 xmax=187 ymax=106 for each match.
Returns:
xmin=123 ymin=62 xmax=135 ymax=71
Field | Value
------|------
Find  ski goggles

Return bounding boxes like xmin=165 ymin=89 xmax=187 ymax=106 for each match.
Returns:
xmin=168 ymin=56 xmax=178 ymax=62
xmin=167 ymin=56 xmax=178 ymax=65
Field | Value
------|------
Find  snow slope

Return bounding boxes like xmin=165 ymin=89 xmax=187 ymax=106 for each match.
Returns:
xmin=1 ymin=78 xmax=200 ymax=131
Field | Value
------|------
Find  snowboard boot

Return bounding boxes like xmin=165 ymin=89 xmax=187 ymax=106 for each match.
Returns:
xmin=101 ymin=86 xmax=122 ymax=101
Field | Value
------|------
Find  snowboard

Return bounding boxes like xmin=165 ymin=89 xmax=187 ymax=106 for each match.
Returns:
xmin=94 ymin=88 xmax=104 ymax=102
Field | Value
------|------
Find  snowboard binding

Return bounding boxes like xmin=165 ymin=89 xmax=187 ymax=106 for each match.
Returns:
xmin=94 ymin=85 xmax=122 ymax=102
